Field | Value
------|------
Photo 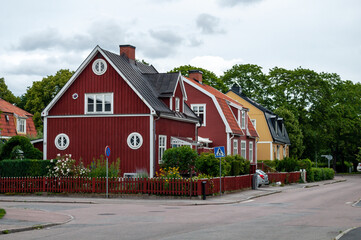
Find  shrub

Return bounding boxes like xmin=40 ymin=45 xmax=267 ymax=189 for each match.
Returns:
xmin=0 ymin=136 xmax=42 ymax=160
xmin=156 ymin=167 xmax=182 ymax=179
xmin=195 ymin=153 xmax=231 ymax=177
xmin=0 ymin=159 xmax=52 ymax=177
xmin=161 ymin=146 xmax=198 ymax=174
xmin=88 ymin=155 xmax=121 ymax=178
xmin=47 ymin=154 xmax=89 ymax=177
xmin=307 ymin=167 xmax=335 ymax=182
xmin=276 ymin=157 xmax=299 ymax=172
xmin=225 ymin=155 xmax=250 ymax=176
xmin=312 ymin=168 xmax=323 ymax=181
xmin=323 ymin=168 xmax=335 ymax=180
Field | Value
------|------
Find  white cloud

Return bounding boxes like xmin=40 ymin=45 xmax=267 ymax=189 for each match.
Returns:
xmin=189 ymin=56 xmax=244 ymax=76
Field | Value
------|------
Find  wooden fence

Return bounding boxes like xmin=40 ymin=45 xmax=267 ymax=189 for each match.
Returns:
xmin=0 ymin=172 xmax=301 ymax=196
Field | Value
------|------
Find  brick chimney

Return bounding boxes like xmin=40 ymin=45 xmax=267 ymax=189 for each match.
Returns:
xmin=119 ymin=44 xmax=136 ymax=60
xmin=188 ymin=70 xmax=203 ymax=84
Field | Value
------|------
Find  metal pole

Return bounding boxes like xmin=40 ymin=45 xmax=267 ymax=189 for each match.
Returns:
xmin=106 ymin=156 xmax=108 ymax=198
xmin=219 ymin=158 xmax=222 ymax=196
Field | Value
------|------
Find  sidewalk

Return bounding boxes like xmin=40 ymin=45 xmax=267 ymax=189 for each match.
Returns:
xmin=0 ymin=176 xmax=346 ymax=235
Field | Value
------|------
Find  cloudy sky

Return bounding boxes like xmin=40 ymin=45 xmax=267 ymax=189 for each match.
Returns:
xmin=1 ymin=0 xmax=360 ymax=96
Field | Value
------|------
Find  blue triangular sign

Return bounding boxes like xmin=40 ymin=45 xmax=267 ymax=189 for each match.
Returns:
xmin=214 ymin=146 xmax=225 ymax=158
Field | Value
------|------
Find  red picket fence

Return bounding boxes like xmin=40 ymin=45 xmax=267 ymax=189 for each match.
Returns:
xmin=0 ymin=172 xmax=301 ymax=196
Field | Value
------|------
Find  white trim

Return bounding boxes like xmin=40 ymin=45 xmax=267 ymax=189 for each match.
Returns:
xmin=175 ymin=97 xmax=180 ymax=112
xmin=257 ymin=141 xmax=273 ymax=144
xmin=169 ymin=97 xmax=173 ymax=110
xmin=270 ymin=142 xmax=273 ymax=160
xmin=149 ymin=116 xmax=154 ymax=178
xmin=43 ymin=117 xmax=47 ymax=160
xmin=183 ymin=76 xmax=232 ymax=133
xmin=241 ymin=140 xmax=247 ymax=159
xmin=127 ymin=132 xmax=143 ymax=149
xmin=46 ymin=114 xmax=151 ymax=119
xmin=42 ymin=46 xmax=156 ymax=117
xmin=55 ymin=133 xmax=70 ymax=150
xmin=251 ymin=119 xmax=256 ymax=129
xmin=92 ymin=59 xmax=107 ymax=75
xmin=249 ymin=141 xmax=253 ymax=163
xmin=159 ymin=114 xmax=200 ymax=124
xmin=191 ymin=104 xmax=206 ymax=126
xmin=227 ymin=133 xmax=231 ymax=155
xmin=227 ymin=100 xmax=244 ymax=110
xmin=233 ymin=139 xmax=238 ymax=155
xmin=84 ymin=92 xmax=114 ymax=114
xmin=158 ymin=135 xmax=167 ymax=163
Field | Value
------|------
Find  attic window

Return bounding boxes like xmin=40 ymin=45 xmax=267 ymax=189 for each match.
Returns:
xmin=175 ymin=97 xmax=180 ymax=112
xmin=55 ymin=133 xmax=70 ymax=150
xmin=92 ymin=59 xmax=107 ymax=75
xmin=17 ymin=118 xmax=26 ymax=134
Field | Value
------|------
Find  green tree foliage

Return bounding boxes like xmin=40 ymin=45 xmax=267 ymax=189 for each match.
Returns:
xmin=274 ymin=107 xmax=304 ymax=158
xmin=0 ymin=77 xmax=20 ymax=104
xmin=0 ymin=136 xmax=43 ymax=160
xmin=161 ymin=146 xmax=198 ymax=174
xmin=195 ymin=153 xmax=231 ymax=177
xmin=20 ymin=69 xmax=74 ymax=131
xmin=169 ymin=65 xmax=227 ymax=93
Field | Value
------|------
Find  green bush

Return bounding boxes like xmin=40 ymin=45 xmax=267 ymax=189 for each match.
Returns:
xmin=0 ymin=136 xmax=42 ymax=160
xmin=276 ymin=157 xmax=299 ymax=172
xmin=312 ymin=168 xmax=323 ymax=181
xmin=195 ymin=153 xmax=231 ymax=177
xmin=88 ymin=155 xmax=121 ymax=178
xmin=225 ymin=155 xmax=250 ymax=176
xmin=307 ymin=167 xmax=334 ymax=182
xmin=161 ymin=146 xmax=198 ymax=174
xmin=0 ymin=159 xmax=52 ymax=177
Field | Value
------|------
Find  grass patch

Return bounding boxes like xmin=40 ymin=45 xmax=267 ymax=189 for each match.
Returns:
xmin=2 ymin=230 xmax=9 ymax=234
xmin=0 ymin=208 xmax=6 ymax=219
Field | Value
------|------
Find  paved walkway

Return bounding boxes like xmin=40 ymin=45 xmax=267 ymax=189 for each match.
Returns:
xmin=0 ymin=176 xmax=349 ymax=236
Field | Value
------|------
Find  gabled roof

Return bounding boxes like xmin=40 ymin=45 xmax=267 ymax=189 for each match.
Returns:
xmin=0 ymin=98 xmax=33 ymax=118
xmin=42 ymin=46 xmax=199 ymax=123
xmin=183 ymin=78 xmax=258 ymax=138
xmin=228 ymin=87 xmax=290 ymax=144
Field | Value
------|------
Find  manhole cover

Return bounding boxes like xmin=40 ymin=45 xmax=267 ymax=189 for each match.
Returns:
xmin=98 ymin=213 xmax=116 ymax=215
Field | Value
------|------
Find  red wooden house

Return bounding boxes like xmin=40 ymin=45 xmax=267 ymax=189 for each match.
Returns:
xmin=183 ymin=71 xmax=259 ymax=165
xmin=42 ymin=45 xmax=200 ymax=177
xmin=0 ymin=98 xmax=37 ymax=140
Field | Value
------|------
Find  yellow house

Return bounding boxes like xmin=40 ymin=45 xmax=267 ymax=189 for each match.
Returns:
xmin=226 ymin=86 xmax=290 ymax=160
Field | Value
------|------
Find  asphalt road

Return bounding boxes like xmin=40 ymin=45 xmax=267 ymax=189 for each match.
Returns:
xmin=1 ymin=175 xmax=360 ymax=240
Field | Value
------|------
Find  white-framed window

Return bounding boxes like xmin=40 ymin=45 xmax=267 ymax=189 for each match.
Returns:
xmin=233 ymin=139 xmax=238 ymax=155
xmin=277 ymin=145 xmax=280 ymax=159
xmin=191 ymin=104 xmax=206 ymax=126
xmin=92 ymin=59 xmax=107 ymax=75
xmin=241 ymin=111 xmax=246 ymax=129
xmin=85 ymin=93 xmax=113 ymax=114
xmin=283 ymin=146 xmax=287 ymax=158
xmin=17 ymin=118 xmax=26 ymax=133
xmin=158 ymin=135 xmax=167 ymax=163
xmin=251 ymin=119 xmax=256 ymax=129
xmin=241 ymin=140 xmax=247 ymax=159
xmin=127 ymin=132 xmax=143 ymax=150
xmin=249 ymin=141 xmax=253 ymax=162
xmin=175 ymin=97 xmax=180 ymax=112
xmin=55 ymin=133 xmax=70 ymax=150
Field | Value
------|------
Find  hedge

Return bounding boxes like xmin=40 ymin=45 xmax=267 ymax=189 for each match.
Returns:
xmin=0 ymin=136 xmax=43 ymax=160
xmin=307 ymin=167 xmax=335 ymax=182
xmin=0 ymin=159 xmax=53 ymax=177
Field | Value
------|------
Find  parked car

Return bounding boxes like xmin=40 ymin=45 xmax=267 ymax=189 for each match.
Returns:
xmin=256 ymin=169 xmax=269 ymax=187
xmin=357 ymin=163 xmax=361 ymax=172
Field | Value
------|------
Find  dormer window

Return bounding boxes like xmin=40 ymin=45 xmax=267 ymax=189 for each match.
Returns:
xmin=191 ymin=104 xmax=206 ymax=126
xmin=17 ymin=118 xmax=26 ymax=134
xmin=241 ymin=111 xmax=246 ymax=129
xmin=175 ymin=97 xmax=180 ymax=112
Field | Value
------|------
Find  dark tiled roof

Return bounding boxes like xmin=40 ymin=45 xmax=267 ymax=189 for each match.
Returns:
xmin=101 ymin=48 xmax=199 ymax=123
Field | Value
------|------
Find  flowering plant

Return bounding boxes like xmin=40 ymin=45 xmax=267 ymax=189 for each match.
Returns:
xmin=47 ymin=154 xmax=89 ymax=177
xmin=156 ymin=167 xmax=182 ymax=179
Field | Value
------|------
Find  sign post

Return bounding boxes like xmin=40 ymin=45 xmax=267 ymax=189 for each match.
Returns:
xmin=214 ymin=146 xmax=225 ymax=196
xmin=105 ymin=146 xmax=111 ymax=198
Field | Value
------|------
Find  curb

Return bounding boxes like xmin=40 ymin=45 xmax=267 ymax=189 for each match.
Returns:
xmin=0 ymin=212 xmax=74 ymax=235
xmin=334 ymin=227 xmax=357 ymax=240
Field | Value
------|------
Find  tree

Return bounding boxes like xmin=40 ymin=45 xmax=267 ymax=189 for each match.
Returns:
xmin=169 ymin=65 xmax=227 ymax=93
xmin=21 ymin=69 xmax=74 ymax=131
xmin=0 ymin=78 xmax=19 ymax=105
xmin=221 ymin=64 xmax=271 ymax=106
xmin=274 ymin=107 xmax=304 ymax=158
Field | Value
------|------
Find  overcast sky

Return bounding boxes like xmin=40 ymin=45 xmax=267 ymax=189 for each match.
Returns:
xmin=1 ymin=0 xmax=360 ymax=96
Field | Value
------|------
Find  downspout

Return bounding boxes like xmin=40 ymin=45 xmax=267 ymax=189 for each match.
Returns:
xmin=228 ymin=133 xmax=235 ymax=155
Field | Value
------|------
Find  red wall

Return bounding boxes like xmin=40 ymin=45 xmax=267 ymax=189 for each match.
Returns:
xmin=47 ymin=116 xmax=150 ymax=174
xmin=184 ymin=83 xmax=227 ymax=149
xmin=49 ymin=54 xmax=149 ymax=116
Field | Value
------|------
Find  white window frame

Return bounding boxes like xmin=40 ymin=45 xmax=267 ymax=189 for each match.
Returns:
xmin=233 ymin=139 xmax=238 ymax=155
xmin=127 ymin=132 xmax=143 ymax=150
xmin=175 ymin=97 xmax=180 ymax=112
xmin=283 ymin=146 xmax=287 ymax=158
xmin=55 ymin=133 xmax=70 ymax=150
xmin=241 ymin=140 xmax=247 ymax=159
xmin=249 ymin=141 xmax=253 ymax=162
xmin=277 ymin=145 xmax=280 ymax=159
xmin=241 ymin=111 xmax=246 ymax=129
xmin=85 ymin=93 xmax=113 ymax=114
xmin=92 ymin=59 xmax=107 ymax=75
xmin=17 ymin=118 xmax=26 ymax=134
xmin=158 ymin=135 xmax=167 ymax=163
xmin=191 ymin=104 xmax=206 ymax=126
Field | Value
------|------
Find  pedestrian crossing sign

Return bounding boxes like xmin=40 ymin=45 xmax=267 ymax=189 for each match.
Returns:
xmin=214 ymin=146 xmax=225 ymax=158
